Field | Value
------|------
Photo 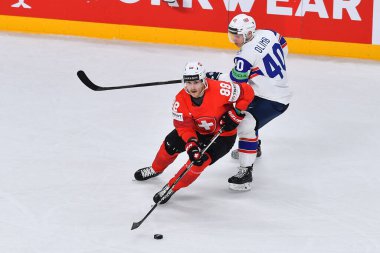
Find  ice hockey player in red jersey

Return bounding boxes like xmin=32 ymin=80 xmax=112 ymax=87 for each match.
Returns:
xmin=134 ymin=61 xmax=254 ymax=204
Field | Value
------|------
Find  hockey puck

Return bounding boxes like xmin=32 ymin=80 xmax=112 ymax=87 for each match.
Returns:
xmin=154 ymin=234 xmax=163 ymax=240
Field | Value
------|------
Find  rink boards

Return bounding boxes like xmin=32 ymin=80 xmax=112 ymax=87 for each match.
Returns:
xmin=0 ymin=0 xmax=379 ymax=60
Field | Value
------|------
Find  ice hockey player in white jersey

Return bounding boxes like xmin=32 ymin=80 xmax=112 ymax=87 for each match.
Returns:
xmin=206 ymin=14 xmax=292 ymax=191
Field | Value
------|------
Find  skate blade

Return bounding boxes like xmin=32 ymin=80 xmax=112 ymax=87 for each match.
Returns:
xmin=229 ymin=182 xmax=252 ymax=191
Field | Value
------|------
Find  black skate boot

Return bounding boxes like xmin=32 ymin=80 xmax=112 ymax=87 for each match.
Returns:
xmin=153 ymin=184 xmax=175 ymax=204
xmin=230 ymin=140 xmax=262 ymax=159
xmin=134 ymin=166 xmax=161 ymax=181
xmin=228 ymin=165 xmax=253 ymax=191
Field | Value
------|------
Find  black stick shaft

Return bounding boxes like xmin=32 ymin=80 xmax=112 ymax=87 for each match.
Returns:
xmin=77 ymin=70 xmax=182 ymax=91
xmin=131 ymin=128 xmax=224 ymax=230
xmin=131 ymin=203 xmax=159 ymax=230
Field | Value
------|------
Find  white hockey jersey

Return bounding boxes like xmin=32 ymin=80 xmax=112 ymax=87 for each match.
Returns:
xmin=229 ymin=29 xmax=292 ymax=105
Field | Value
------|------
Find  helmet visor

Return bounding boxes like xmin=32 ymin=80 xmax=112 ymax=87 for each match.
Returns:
xmin=228 ymin=32 xmax=244 ymax=44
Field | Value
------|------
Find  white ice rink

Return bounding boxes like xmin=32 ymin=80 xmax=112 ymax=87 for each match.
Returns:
xmin=1 ymin=32 xmax=380 ymax=253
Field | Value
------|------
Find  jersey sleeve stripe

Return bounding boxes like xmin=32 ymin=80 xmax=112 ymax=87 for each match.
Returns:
xmin=279 ymin=36 xmax=287 ymax=48
xmin=249 ymin=67 xmax=264 ymax=79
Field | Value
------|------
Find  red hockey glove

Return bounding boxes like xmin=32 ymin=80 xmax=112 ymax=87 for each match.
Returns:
xmin=185 ymin=138 xmax=209 ymax=166
xmin=220 ymin=109 xmax=245 ymax=131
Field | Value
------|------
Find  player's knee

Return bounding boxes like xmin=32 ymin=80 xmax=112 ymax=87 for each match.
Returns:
xmin=238 ymin=112 xmax=256 ymax=137
xmin=164 ymin=134 xmax=184 ymax=155
xmin=164 ymin=140 xmax=178 ymax=155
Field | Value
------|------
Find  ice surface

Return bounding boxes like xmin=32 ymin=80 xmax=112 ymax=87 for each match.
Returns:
xmin=1 ymin=32 xmax=380 ymax=253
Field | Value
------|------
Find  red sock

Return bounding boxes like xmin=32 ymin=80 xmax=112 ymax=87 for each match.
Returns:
xmin=169 ymin=158 xmax=211 ymax=191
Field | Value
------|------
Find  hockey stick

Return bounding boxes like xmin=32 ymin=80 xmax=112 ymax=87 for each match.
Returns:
xmin=131 ymin=127 xmax=225 ymax=230
xmin=77 ymin=70 xmax=182 ymax=91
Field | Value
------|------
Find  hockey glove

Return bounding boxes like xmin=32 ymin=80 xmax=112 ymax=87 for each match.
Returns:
xmin=185 ymin=138 xmax=209 ymax=166
xmin=205 ymin=71 xmax=222 ymax=80
xmin=220 ymin=109 xmax=245 ymax=131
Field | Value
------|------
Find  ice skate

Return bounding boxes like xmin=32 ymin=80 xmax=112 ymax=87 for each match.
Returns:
xmin=228 ymin=165 xmax=253 ymax=191
xmin=134 ymin=166 xmax=161 ymax=181
xmin=153 ymin=184 xmax=175 ymax=204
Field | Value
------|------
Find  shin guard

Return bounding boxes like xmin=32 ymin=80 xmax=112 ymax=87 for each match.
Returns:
xmin=237 ymin=112 xmax=258 ymax=167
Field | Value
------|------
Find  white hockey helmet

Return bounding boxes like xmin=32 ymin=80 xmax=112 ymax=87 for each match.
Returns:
xmin=183 ymin=61 xmax=208 ymax=94
xmin=228 ymin=14 xmax=256 ymax=44
xmin=183 ymin=61 xmax=207 ymax=83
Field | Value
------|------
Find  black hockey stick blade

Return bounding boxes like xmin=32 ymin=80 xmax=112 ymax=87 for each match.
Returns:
xmin=77 ymin=70 xmax=182 ymax=91
xmin=131 ymin=222 xmax=140 ymax=230
xmin=131 ymin=203 xmax=159 ymax=230
xmin=77 ymin=70 xmax=104 ymax=91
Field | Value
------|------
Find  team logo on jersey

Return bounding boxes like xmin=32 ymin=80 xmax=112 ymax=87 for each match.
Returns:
xmin=194 ymin=117 xmax=217 ymax=134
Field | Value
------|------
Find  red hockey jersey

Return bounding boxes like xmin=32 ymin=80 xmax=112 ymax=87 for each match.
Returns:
xmin=172 ymin=79 xmax=254 ymax=142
